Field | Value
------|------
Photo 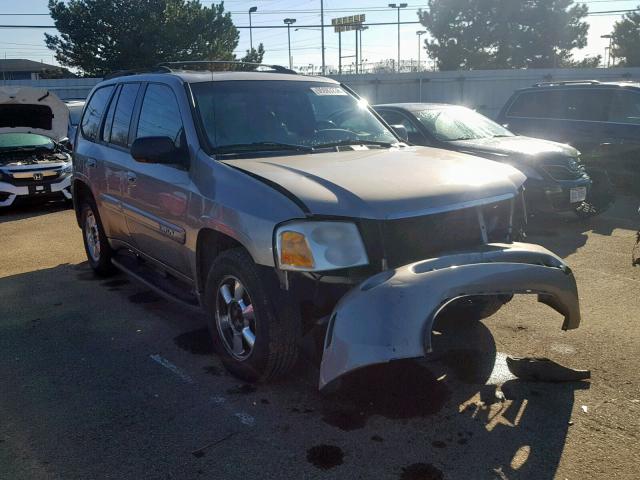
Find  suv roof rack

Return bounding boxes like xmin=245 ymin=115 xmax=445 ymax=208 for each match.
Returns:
xmin=103 ymin=66 xmax=172 ymax=80
xmin=157 ymin=60 xmax=297 ymax=74
xmin=533 ymin=80 xmax=601 ymax=87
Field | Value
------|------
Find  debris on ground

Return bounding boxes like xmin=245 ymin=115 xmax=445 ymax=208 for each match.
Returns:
xmin=633 ymin=230 xmax=640 ymax=266
xmin=506 ymin=356 xmax=591 ymax=382
xmin=581 ymin=405 xmax=589 ymax=414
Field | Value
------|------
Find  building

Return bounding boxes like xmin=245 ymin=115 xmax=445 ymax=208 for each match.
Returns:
xmin=0 ymin=59 xmax=69 ymax=80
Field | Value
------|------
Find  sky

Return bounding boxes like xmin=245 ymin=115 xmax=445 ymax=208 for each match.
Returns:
xmin=0 ymin=0 xmax=637 ymax=72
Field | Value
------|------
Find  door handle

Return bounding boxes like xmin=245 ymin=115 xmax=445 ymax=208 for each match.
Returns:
xmin=86 ymin=157 xmax=97 ymax=168
xmin=126 ymin=172 xmax=137 ymax=184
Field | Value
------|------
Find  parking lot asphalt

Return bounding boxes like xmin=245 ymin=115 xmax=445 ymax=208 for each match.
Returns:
xmin=1 ymin=198 xmax=639 ymax=480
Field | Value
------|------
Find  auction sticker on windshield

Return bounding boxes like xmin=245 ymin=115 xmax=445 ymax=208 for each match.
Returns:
xmin=310 ymin=87 xmax=348 ymax=96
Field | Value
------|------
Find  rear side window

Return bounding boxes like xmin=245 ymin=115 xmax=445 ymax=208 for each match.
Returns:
xmin=507 ymin=88 xmax=612 ymax=122
xmin=81 ymin=86 xmax=114 ymax=141
xmin=136 ymin=84 xmax=183 ymax=144
xmin=110 ymin=83 xmax=140 ymax=147
xmin=378 ymin=110 xmax=418 ymax=134
xmin=609 ymin=90 xmax=640 ymax=124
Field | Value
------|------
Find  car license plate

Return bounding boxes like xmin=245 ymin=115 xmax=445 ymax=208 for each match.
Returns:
xmin=570 ymin=186 xmax=587 ymax=203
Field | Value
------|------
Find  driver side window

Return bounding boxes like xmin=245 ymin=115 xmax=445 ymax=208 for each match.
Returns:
xmin=136 ymin=84 xmax=184 ymax=146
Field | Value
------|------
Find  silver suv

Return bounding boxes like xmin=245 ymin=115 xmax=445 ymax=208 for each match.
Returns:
xmin=72 ymin=63 xmax=581 ymax=389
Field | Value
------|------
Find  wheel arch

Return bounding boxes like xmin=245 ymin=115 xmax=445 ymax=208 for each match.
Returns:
xmin=72 ymin=179 xmax=96 ymax=227
xmin=195 ymin=228 xmax=255 ymax=294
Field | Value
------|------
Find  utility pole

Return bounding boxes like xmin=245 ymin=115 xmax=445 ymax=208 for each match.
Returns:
xmin=601 ymin=34 xmax=613 ymax=68
xmin=416 ymin=30 xmax=426 ymax=72
xmin=388 ymin=3 xmax=407 ymax=73
xmin=284 ymin=18 xmax=297 ymax=70
xmin=248 ymin=6 xmax=257 ymax=50
xmin=358 ymin=25 xmax=368 ymax=73
xmin=321 ymin=0 xmax=325 ymax=74
xmin=338 ymin=30 xmax=342 ymax=74
xmin=355 ymin=29 xmax=359 ymax=74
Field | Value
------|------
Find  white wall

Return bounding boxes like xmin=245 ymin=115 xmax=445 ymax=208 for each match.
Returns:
xmin=0 ymin=77 xmax=101 ymax=100
xmin=5 ymin=67 xmax=640 ymax=119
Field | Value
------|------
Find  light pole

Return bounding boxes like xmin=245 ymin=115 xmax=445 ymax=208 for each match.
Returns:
xmin=416 ymin=30 xmax=426 ymax=72
xmin=248 ymin=6 xmax=257 ymax=51
xmin=601 ymin=34 xmax=613 ymax=67
xmin=389 ymin=3 xmax=407 ymax=72
xmin=358 ymin=25 xmax=369 ymax=73
xmin=284 ymin=18 xmax=297 ymax=70
xmin=321 ymin=0 xmax=325 ymax=75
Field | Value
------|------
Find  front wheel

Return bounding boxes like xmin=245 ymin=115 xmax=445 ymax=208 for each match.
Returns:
xmin=80 ymin=200 xmax=116 ymax=276
xmin=204 ymin=248 xmax=300 ymax=383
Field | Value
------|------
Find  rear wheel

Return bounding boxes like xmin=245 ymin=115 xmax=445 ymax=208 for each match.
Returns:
xmin=80 ymin=200 xmax=116 ymax=276
xmin=204 ymin=248 xmax=300 ymax=383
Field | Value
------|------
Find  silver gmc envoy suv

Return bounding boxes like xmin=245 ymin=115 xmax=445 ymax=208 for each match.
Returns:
xmin=72 ymin=63 xmax=581 ymax=389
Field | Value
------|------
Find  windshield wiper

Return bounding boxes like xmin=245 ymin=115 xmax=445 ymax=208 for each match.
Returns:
xmin=213 ymin=142 xmax=312 ymax=154
xmin=313 ymin=139 xmax=393 ymax=149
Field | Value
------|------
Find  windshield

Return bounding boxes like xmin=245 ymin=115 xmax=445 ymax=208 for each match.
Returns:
xmin=191 ymin=80 xmax=397 ymax=154
xmin=0 ymin=133 xmax=55 ymax=151
xmin=415 ymin=106 xmax=514 ymax=141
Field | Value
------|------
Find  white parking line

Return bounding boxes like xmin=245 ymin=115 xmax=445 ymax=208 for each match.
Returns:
xmin=150 ymin=354 xmax=194 ymax=384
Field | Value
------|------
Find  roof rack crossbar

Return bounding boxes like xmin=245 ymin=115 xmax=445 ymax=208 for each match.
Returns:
xmin=533 ymin=80 xmax=601 ymax=87
xmin=156 ymin=60 xmax=296 ymax=74
xmin=103 ymin=66 xmax=172 ymax=80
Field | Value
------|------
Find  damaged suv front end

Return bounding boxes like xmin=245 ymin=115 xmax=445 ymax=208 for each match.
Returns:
xmin=231 ymin=147 xmax=581 ymax=389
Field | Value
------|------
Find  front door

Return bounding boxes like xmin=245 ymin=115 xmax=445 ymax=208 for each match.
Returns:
xmin=122 ymin=83 xmax=192 ymax=275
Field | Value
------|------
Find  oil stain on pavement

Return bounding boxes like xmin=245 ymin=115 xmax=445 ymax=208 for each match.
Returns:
xmin=321 ymin=360 xmax=451 ymax=431
xmin=399 ymin=463 xmax=444 ymax=480
xmin=306 ymin=445 xmax=344 ymax=470
xmin=174 ymin=328 xmax=213 ymax=355
xmin=128 ymin=290 xmax=163 ymax=304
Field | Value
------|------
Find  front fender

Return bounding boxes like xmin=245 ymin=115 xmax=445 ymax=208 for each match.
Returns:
xmin=319 ymin=242 xmax=580 ymax=389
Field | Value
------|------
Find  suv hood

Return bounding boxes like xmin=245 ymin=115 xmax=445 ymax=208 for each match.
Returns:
xmin=448 ymin=135 xmax=579 ymax=164
xmin=0 ymin=87 xmax=69 ymax=141
xmin=222 ymin=146 xmax=526 ymax=219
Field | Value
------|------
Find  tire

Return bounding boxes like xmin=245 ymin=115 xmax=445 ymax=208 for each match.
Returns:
xmin=204 ymin=248 xmax=300 ymax=383
xmin=80 ymin=199 xmax=116 ymax=277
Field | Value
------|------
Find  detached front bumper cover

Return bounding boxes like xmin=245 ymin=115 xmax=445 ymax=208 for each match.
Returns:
xmin=319 ymin=242 xmax=581 ymax=389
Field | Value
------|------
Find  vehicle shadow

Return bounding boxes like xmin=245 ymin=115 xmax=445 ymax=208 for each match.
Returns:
xmin=526 ymin=194 xmax=639 ymax=258
xmin=0 ymin=199 xmax=71 ymax=223
xmin=288 ymin=308 xmax=588 ymax=479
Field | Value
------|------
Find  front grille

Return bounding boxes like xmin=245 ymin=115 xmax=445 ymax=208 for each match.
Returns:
xmin=542 ymin=164 xmax=585 ymax=181
xmin=1 ymin=169 xmax=63 ymax=186
xmin=359 ymin=197 xmax=521 ymax=269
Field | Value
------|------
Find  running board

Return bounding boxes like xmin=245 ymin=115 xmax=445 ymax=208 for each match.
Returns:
xmin=111 ymin=253 xmax=201 ymax=311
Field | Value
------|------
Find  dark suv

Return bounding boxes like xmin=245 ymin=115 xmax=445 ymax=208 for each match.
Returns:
xmin=497 ymin=80 xmax=640 ymax=194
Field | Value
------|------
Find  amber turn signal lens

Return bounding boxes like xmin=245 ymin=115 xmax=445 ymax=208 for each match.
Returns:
xmin=280 ymin=231 xmax=315 ymax=269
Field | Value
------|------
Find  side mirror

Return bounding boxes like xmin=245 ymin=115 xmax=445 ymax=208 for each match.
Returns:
xmin=390 ymin=124 xmax=409 ymax=142
xmin=131 ymin=136 xmax=181 ymax=164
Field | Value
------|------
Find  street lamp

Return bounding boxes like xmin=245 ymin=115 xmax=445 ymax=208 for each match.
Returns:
xmin=416 ymin=30 xmax=426 ymax=71
xmin=389 ymin=3 xmax=408 ymax=72
xmin=284 ymin=18 xmax=297 ymax=70
xmin=601 ymin=34 xmax=613 ymax=68
xmin=249 ymin=6 xmax=257 ymax=51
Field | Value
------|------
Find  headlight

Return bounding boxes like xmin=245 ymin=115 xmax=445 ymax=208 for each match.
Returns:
xmin=60 ymin=163 xmax=73 ymax=175
xmin=275 ymin=221 xmax=369 ymax=272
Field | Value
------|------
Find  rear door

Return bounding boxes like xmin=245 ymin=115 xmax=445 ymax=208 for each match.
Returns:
xmin=98 ymin=82 xmax=143 ymax=246
xmin=122 ymin=83 xmax=192 ymax=275
xmin=75 ymin=85 xmax=125 ymax=238
xmin=502 ymin=88 xmax=614 ymax=157
xmin=601 ymin=88 xmax=640 ymax=186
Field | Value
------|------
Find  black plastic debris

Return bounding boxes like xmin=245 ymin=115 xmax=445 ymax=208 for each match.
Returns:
xmin=506 ymin=356 xmax=591 ymax=382
xmin=632 ymin=230 xmax=640 ymax=267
